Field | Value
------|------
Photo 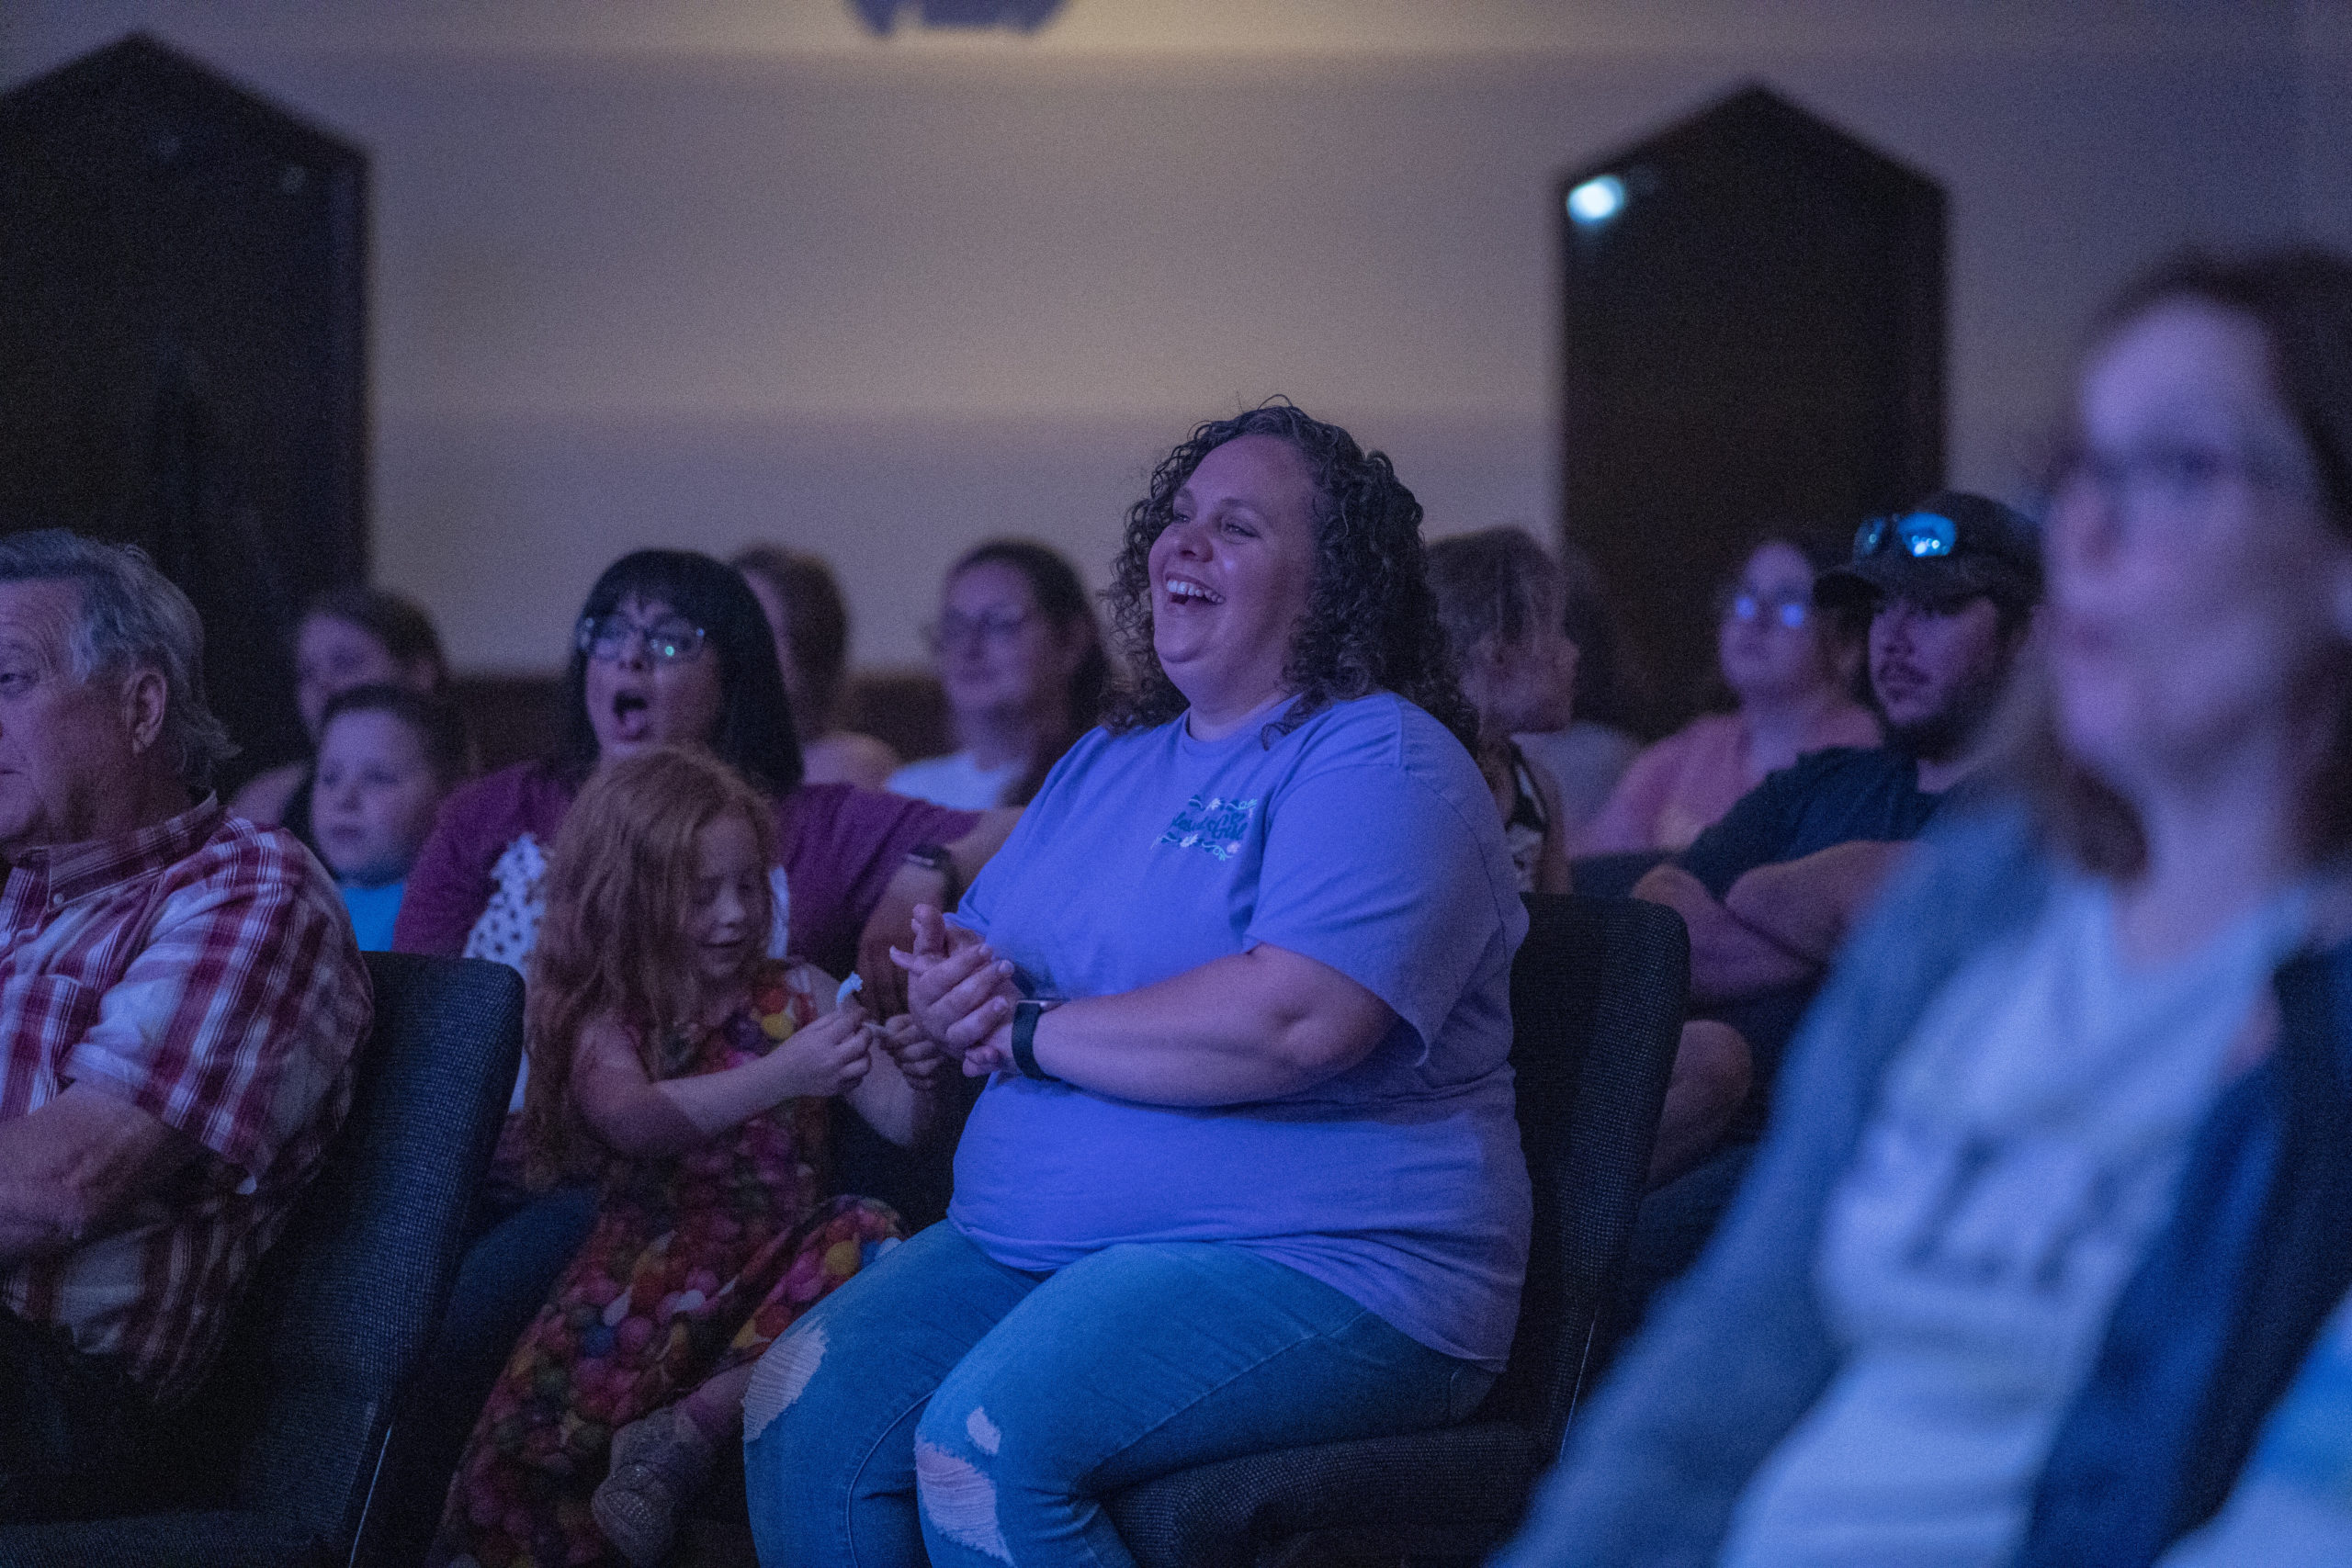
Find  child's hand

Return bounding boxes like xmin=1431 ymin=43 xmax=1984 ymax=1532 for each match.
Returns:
xmin=767 ymin=1005 xmax=876 ymax=1100
xmin=878 ymin=1012 xmax=956 ymax=1093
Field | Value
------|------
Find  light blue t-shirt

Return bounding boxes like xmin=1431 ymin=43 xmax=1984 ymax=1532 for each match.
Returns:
xmin=340 ymin=878 xmax=405 ymax=952
xmin=947 ymin=693 xmax=1532 ymax=1370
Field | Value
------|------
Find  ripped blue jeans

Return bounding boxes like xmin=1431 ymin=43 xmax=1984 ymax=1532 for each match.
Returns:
xmin=740 ymin=1220 xmax=1492 ymax=1567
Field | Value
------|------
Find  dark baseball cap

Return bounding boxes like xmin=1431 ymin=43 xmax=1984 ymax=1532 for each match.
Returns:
xmin=1814 ymin=491 xmax=2043 ymax=612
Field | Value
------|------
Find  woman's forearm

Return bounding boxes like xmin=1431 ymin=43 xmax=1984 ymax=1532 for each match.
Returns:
xmin=1022 ymin=945 xmax=1395 ymax=1107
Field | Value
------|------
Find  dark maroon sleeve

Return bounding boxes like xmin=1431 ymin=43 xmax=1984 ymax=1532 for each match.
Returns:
xmin=778 ymin=785 xmax=979 ymax=976
xmin=392 ymin=765 xmax=546 ymax=956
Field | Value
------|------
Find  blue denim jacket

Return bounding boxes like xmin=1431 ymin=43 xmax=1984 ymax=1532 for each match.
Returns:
xmin=2022 ymin=883 xmax=2352 ymax=1564
xmin=1498 ymin=798 xmax=2352 ymax=1568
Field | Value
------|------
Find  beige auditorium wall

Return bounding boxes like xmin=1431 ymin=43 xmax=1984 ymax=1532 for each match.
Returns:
xmin=3 ymin=0 xmax=2336 ymax=676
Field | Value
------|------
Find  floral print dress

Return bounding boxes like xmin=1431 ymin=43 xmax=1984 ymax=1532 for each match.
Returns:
xmin=431 ymin=962 xmax=905 ymax=1568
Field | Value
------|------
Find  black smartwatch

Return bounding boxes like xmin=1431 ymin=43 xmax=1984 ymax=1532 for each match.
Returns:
xmin=904 ymin=842 xmax=963 ymax=910
xmin=1011 ymin=999 xmax=1061 ymax=1082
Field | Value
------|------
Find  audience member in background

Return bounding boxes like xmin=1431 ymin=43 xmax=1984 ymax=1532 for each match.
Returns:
xmin=888 ymin=538 xmax=1110 ymax=810
xmin=230 ymin=584 xmax=449 ymax=846
xmin=1582 ymin=535 xmax=1879 ymax=854
xmin=0 ymin=532 xmax=370 ymax=1521
xmin=1514 ymin=539 xmax=1644 ymax=839
xmin=429 ymin=749 xmax=927 ymax=1568
xmin=388 ymin=549 xmax=1009 ymax=1562
xmin=1427 ymin=526 xmax=1577 ymax=893
xmin=732 ymin=546 xmax=899 ymax=790
xmin=742 ymin=405 xmax=1528 ymax=1568
xmin=1627 ymin=492 xmax=2041 ymax=1208
xmin=311 ymin=684 xmax=471 ymax=951
xmin=1498 ymin=247 xmax=2352 ymax=1568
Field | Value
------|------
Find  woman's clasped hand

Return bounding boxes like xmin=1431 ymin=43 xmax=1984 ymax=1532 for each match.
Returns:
xmin=890 ymin=902 xmax=1021 ymax=1075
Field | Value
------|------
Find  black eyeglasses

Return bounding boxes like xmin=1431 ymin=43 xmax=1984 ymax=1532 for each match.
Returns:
xmin=1853 ymin=511 xmax=1959 ymax=562
xmin=576 ymin=612 xmax=707 ymax=664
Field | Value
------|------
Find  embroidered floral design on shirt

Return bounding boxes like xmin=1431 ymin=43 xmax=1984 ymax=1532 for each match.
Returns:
xmin=1157 ymin=795 xmax=1258 ymax=863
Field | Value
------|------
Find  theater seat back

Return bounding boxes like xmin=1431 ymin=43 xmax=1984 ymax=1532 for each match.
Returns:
xmin=1479 ymin=892 xmax=1690 ymax=1450
xmin=0 ymin=954 xmax=525 ymax=1568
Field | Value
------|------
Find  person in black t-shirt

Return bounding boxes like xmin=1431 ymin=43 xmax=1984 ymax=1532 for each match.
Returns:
xmin=1614 ymin=493 xmax=2043 ymax=1320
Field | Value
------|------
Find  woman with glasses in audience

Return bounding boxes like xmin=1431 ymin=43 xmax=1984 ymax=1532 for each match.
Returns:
xmin=1497 ymin=248 xmax=2352 ymax=1568
xmin=888 ymin=539 xmax=1110 ymax=810
xmin=397 ymin=548 xmax=1000 ymax=988
xmin=387 ymin=548 xmax=1010 ymax=1560
xmin=1580 ymin=535 xmax=1877 ymax=854
xmin=741 ymin=404 xmax=1529 ymax=1568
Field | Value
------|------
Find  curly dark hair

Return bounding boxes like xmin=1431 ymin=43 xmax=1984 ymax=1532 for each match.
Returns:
xmin=1103 ymin=402 xmax=1476 ymax=752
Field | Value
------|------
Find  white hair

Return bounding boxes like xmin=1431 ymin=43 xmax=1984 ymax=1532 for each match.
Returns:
xmin=0 ymin=530 xmax=237 ymax=790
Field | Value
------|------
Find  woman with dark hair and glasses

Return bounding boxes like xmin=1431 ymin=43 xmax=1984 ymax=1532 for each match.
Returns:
xmin=388 ymin=550 xmax=1012 ymax=1560
xmin=1582 ymin=535 xmax=1878 ymax=854
xmin=741 ymin=404 xmax=1528 ymax=1568
xmin=890 ymin=538 xmax=1111 ymax=809
xmin=1497 ymin=249 xmax=2352 ymax=1568
xmin=397 ymin=548 xmax=1003 ymax=985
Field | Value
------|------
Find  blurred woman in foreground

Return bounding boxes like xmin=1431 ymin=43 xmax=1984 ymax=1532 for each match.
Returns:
xmin=1498 ymin=249 xmax=2352 ymax=1568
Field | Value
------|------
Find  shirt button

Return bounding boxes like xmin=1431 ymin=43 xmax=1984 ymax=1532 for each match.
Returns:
xmin=49 ymin=895 xmax=63 ymax=909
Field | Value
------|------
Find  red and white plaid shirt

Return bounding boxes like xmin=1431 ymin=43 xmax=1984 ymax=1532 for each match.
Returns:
xmin=0 ymin=796 xmax=371 ymax=1405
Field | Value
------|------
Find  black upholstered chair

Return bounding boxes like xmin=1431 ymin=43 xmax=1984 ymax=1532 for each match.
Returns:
xmin=1567 ymin=849 xmax=1671 ymax=901
xmin=1102 ymin=894 xmax=1690 ymax=1568
xmin=0 ymin=953 xmax=524 ymax=1568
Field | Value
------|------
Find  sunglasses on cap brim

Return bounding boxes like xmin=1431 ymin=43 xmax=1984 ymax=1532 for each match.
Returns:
xmin=1852 ymin=511 xmax=1959 ymax=561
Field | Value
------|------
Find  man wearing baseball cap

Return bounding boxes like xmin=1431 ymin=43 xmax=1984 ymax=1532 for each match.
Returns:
xmin=1619 ymin=491 xmax=2042 ymax=1315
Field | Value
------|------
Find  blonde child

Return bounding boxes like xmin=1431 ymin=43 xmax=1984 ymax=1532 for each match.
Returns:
xmin=428 ymin=746 xmax=929 ymax=1568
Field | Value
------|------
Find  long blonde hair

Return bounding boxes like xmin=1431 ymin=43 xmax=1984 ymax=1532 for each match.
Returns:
xmin=521 ymin=745 xmax=776 ymax=1183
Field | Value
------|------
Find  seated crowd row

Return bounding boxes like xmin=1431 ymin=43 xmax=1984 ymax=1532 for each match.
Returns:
xmin=2 ymin=244 xmax=2349 ymax=1568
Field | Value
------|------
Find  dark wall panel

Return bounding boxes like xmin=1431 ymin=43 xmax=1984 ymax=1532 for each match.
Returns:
xmin=0 ymin=34 xmax=366 ymax=788
xmin=1560 ymin=85 xmax=1943 ymax=731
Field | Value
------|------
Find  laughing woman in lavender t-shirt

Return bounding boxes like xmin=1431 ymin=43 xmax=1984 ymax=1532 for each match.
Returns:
xmin=741 ymin=405 xmax=1532 ymax=1568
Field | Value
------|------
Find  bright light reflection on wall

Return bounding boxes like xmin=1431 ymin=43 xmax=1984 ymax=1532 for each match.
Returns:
xmin=1566 ymin=174 xmax=1626 ymax=225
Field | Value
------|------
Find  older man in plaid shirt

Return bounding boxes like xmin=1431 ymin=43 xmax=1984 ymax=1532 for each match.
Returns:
xmin=0 ymin=531 xmax=372 ymax=1521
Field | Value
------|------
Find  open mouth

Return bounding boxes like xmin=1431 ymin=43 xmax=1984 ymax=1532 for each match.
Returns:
xmin=1164 ymin=577 xmax=1223 ymax=605
xmin=610 ymin=689 xmax=653 ymax=739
